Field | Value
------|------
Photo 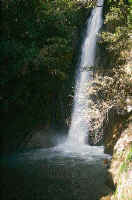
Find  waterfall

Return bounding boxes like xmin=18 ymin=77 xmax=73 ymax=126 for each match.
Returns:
xmin=68 ymin=0 xmax=104 ymax=145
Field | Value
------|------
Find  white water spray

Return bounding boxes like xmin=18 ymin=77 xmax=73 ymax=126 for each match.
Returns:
xmin=68 ymin=0 xmax=104 ymax=145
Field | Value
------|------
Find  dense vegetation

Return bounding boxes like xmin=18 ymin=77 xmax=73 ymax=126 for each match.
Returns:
xmin=1 ymin=0 xmax=95 ymax=136
xmin=99 ymin=0 xmax=132 ymax=112
xmin=85 ymin=0 xmax=132 ymax=144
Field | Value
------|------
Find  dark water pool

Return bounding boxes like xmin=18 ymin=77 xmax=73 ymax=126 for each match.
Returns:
xmin=0 ymin=144 xmax=111 ymax=200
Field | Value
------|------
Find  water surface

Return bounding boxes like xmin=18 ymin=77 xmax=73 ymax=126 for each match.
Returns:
xmin=1 ymin=144 xmax=111 ymax=200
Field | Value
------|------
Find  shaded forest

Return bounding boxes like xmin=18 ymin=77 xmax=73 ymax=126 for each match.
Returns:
xmin=1 ymin=0 xmax=94 ymax=137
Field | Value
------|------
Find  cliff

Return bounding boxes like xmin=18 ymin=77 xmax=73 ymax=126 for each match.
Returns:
xmin=100 ymin=115 xmax=132 ymax=200
xmin=100 ymin=18 xmax=132 ymax=200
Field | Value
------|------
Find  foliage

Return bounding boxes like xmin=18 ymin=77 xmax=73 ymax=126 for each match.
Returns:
xmin=126 ymin=145 xmax=132 ymax=161
xmin=100 ymin=0 xmax=129 ymax=67
xmin=120 ymin=161 xmax=128 ymax=173
xmin=1 ymin=0 xmax=93 ymax=129
xmin=99 ymin=0 xmax=132 ymax=106
xmin=113 ymin=144 xmax=132 ymax=200
xmin=85 ymin=0 xmax=132 ymax=143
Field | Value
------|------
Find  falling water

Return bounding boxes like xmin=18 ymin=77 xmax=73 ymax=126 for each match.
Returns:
xmin=68 ymin=0 xmax=104 ymax=145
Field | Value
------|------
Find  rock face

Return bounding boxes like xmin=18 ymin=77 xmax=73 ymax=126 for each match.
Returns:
xmin=102 ymin=104 xmax=132 ymax=154
xmin=99 ymin=115 xmax=132 ymax=200
xmin=109 ymin=120 xmax=132 ymax=200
